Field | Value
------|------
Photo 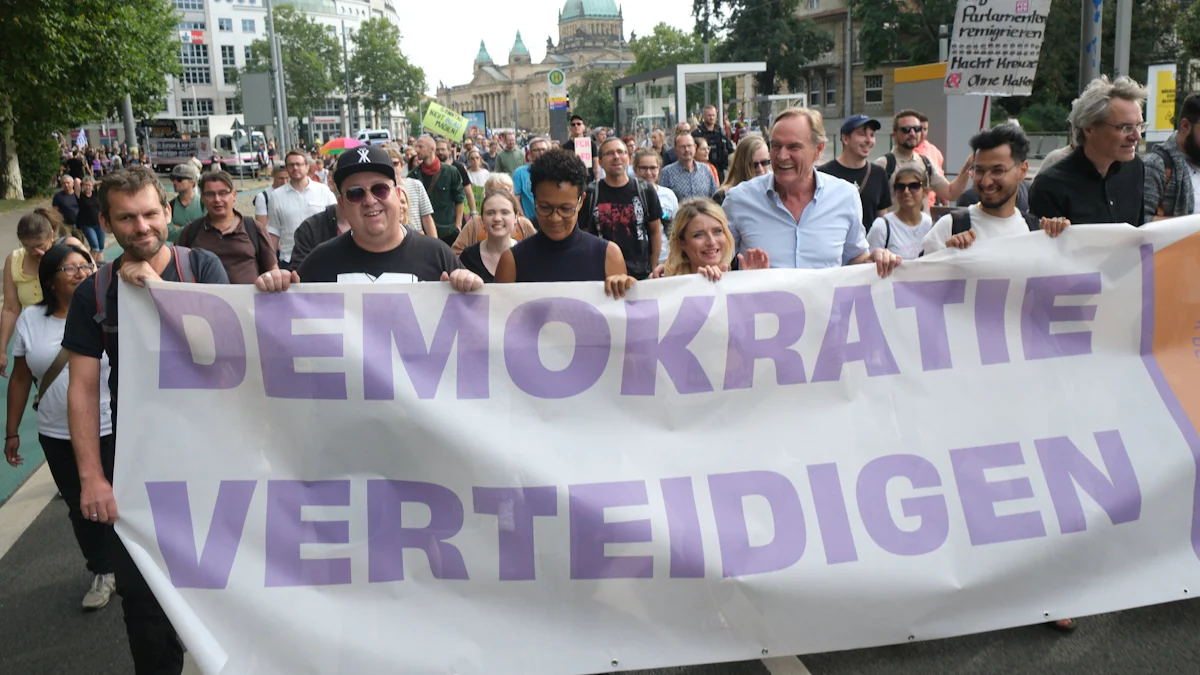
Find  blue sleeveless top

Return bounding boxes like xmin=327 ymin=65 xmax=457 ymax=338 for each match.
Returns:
xmin=511 ymin=225 xmax=609 ymax=282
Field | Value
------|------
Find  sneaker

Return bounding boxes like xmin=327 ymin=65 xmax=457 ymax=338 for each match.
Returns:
xmin=82 ymin=573 xmax=115 ymax=611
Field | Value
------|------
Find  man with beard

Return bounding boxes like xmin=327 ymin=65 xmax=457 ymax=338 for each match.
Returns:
xmin=877 ymin=109 xmax=971 ymax=208
xmin=692 ymin=105 xmax=735 ymax=182
xmin=922 ymin=125 xmax=1069 ymax=255
xmin=819 ymin=115 xmax=891 ymax=232
xmin=64 ymin=167 xmax=228 ymax=674
xmin=414 ymin=136 xmax=467 ymax=246
xmin=436 ymin=137 xmax=477 ymax=224
xmin=1144 ymin=92 xmax=1200 ymax=220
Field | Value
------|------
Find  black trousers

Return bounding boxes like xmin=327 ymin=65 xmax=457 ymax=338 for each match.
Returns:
xmin=101 ymin=434 xmax=185 ymax=675
xmin=39 ymin=434 xmax=112 ymax=575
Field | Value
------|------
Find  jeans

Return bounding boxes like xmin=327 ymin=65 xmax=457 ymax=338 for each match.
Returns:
xmin=101 ymin=434 xmax=184 ymax=675
xmin=39 ymin=434 xmax=112 ymax=575
xmin=79 ymin=223 xmax=105 ymax=252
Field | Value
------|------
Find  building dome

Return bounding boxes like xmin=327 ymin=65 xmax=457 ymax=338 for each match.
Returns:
xmin=561 ymin=0 xmax=621 ymax=20
xmin=510 ymin=31 xmax=529 ymax=57
xmin=474 ymin=40 xmax=493 ymax=64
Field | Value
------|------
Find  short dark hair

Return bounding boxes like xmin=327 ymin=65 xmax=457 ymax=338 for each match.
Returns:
xmin=598 ymin=136 xmax=625 ymax=155
xmin=285 ymin=149 xmax=308 ymax=163
xmin=529 ymin=148 xmax=587 ymax=199
xmin=198 ymin=171 xmax=235 ymax=194
xmin=99 ymin=167 xmax=168 ymax=221
xmin=37 ymin=243 xmax=94 ymax=317
xmin=969 ymin=124 xmax=1031 ymax=163
xmin=1178 ymin=93 xmax=1200 ymax=130
xmin=893 ymin=109 xmax=924 ymax=129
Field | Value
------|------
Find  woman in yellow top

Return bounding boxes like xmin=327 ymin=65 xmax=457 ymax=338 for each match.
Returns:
xmin=0 ymin=208 xmax=84 ymax=376
xmin=450 ymin=173 xmax=536 ymax=254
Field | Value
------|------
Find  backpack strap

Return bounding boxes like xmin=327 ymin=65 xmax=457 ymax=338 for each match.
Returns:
xmin=242 ymin=215 xmax=268 ymax=274
xmin=580 ymin=180 xmax=599 ymax=233
xmin=93 ymin=262 xmax=116 ymax=352
xmin=884 ymin=215 xmax=892 ymax=250
xmin=1153 ymin=143 xmax=1176 ymax=218
xmin=884 ymin=152 xmax=896 ymax=180
xmin=921 ymin=155 xmax=934 ymax=180
xmin=950 ymin=210 xmax=973 ymax=236
xmin=634 ymin=177 xmax=651 ymax=232
xmin=173 ymin=245 xmax=197 ymax=283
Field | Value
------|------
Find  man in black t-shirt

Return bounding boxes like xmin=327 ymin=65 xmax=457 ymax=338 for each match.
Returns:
xmin=577 ymin=137 xmax=663 ymax=279
xmin=255 ymin=144 xmax=483 ymax=292
xmin=564 ymin=114 xmax=600 ymax=182
xmin=63 ymin=166 xmax=229 ymax=675
xmin=818 ymin=115 xmax=891 ymax=232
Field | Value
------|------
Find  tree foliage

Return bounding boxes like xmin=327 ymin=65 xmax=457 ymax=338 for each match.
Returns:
xmin=245 ymin=6 xmax=341 ymax=121
xmin=628 ymin=23 xmax=709 ymax=75
xmin=349 ymin=19 xmax=426 ymax=128
xmin=0 ymin=0 xmax=180 ymax=198
xmin=569 ymin=70 xmax=620 ymax=127
xmin=853 ymin=0 xmax=956 ymax=70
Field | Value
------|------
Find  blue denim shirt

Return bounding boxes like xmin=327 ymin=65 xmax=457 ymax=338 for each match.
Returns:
xmin=722 ymin=170 xmax=867 ymax=269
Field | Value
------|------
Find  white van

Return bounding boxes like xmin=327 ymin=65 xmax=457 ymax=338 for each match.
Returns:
xmin=355 ymin=129 xmax=392 ymax=146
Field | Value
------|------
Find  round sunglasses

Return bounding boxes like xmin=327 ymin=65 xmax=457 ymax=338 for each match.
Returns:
xmin=343 ymin=183 xmax=393 ymax=204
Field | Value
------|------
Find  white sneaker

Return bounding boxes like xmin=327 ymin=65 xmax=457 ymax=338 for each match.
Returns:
xmin=82 ymin=573 xmax=115 ymax=611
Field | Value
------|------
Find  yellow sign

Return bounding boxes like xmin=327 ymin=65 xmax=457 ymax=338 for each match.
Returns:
xmin=1156 ymin=68 xmax=1176 ymax=132
xmin=422 ymin=102 xmax=469 ymax=142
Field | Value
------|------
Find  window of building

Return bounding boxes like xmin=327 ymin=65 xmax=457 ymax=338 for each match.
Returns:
xmin=226 ymin=98 xmax=242 ymax=114
xmin=221 ymin=45 xmax=236 ymax=66
xmin=244 ymin=46 xmax=252 ymax=61
xmin=826 ymin=75 xmax=837 ymax=108
xmin=809 ymin=77 xmax=821 ymax=107
xmin=180 ymin=43 xmax=209 ymax=66
xmin=807 ymin=0 xmax=819 ymax=8
xmin=197 ymin=99 xmax=214 ymax=116
xmin=218 ymin=18 xmax=232 ymax=31
xmin=864 ymin=74 xmax=884 ymax=104
xmin=180 ymin=99 xmax=212 ymax=116
xmin=183 ymin=67 xmax=211 ymax=85
xmin=242 ymin=19 xmax=256 ymax=33
xmin=178 ymin=21 xmax=206 ymax=30
xmin=175 ymin=0 xmax=203 ymax=10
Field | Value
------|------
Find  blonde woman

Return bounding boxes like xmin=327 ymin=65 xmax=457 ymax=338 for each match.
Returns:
xmin=451 ymin=173 xmax=536 ymax=254
xmin=713 ymin=135 xmax=770 ymax=204
xmin=651 ymin=198 xmax=769 ymax=280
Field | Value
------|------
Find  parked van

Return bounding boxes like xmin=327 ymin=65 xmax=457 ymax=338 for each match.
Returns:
xmin=355 ymin=129 xmax=392 ymax=146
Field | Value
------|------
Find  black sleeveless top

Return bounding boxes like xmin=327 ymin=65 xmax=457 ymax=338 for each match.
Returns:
xmin=511 ymin=226 xmax=608 ymax=283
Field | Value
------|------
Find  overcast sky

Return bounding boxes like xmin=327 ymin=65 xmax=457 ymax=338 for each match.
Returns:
xmin=399 ymin=0 xmax=698 ymax=94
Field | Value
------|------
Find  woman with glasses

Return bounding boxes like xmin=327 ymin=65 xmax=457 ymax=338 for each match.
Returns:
xmin=451 ymin=173 xmax=536 ymax=254
xmin=494 ymin=149 xmax=636 ymax=298
xmin=713 ymin=135 xmax=770 ymax=205
xmin=0 ymin=209 xmax=84 ymax=377
xmin=867 ymin=168 xmax=933 ymax=259
xmin=4 ymin=243 xmax=115 ymax=611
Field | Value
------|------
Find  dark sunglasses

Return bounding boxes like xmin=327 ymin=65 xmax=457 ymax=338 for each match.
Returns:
xmin=897 ymin=125 xmax=922 ymax=134
xmin=753 ymin=160 xmax=772 ymax=168
xmin=894 ymin=181 xmax=924 ymax=193
xmin=343 ymin=183 xmax=393 ymax=203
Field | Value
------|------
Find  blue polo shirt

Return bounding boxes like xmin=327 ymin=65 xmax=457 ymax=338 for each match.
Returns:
xmin=512 ymin=164 xmax=535 ymax=219
xmin=723 ymin=170 xmax=867 ymax=269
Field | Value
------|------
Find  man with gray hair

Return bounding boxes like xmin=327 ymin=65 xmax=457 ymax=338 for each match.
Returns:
xmin=1029 ymin=75 xmax=1147 ymax=227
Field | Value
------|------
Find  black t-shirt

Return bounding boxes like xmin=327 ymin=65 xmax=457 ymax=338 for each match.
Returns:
xmin=578 ymin=179 xmax=663 ymax=279
xmin=76 ymin=192 xmax=101 ymax=229
xmin=818 ymin=159 xmax=891 ymax=231
xmin=52 ymin=192 xmax=80 ymax=225
xmin=297 ymin=230 xmax=462 ymax=283
xmin=564 ymin=138 xmax=600 ymax=182
xmin=458 ymin=243 xmax=495 ymax=283
xmin=61 ymin=247 xmax=230 ymax=426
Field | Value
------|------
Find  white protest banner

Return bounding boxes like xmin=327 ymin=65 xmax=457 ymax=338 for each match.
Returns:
xmin=115 ymin=221 xmax=1200 ymax=675
xmin=944 ymin=0 xmax=1053 ymax=95
xmin=574 ymin=137 xmax=593 ymax=165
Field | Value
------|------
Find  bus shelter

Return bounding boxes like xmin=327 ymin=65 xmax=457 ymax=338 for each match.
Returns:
xmin=612 ymin=62 xmax=766 ymax=142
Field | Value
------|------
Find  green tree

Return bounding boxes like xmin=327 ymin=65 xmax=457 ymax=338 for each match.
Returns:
xmin=245 ymin=6 xmax=341 ymax=124
xmin=628 ymin=23 xmax=708 ymax=75
xmin=349 ymin=19 xmax=426 ymax=129
xmin=705 ymin=0 xmax=833 ymax=124
xmin=0 ymin=0 xmax=180 ymax=199
xmin=853 ymin=0 xmax=956 ymax=70
xmin=569 ymin=69 xmax=620 ymax=127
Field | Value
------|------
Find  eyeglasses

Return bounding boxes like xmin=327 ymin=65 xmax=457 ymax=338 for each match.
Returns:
xmin=894 ymin=181 xmax=924 ymax=193
xmin=58 ymin=263 xmax=96 ymax=276
xmin=1103 ymin=121 xmax=1149 ymax=135
xmin=343 ymin=183 xmax=393 ymax=203
xmin=753 ymin=160 xmax=772 ymax=168
xmin=202 ymin=189 xmax=233 ymax=199
xmin=601 ymin=148 xmax=627 ymax=158
xmin=897 ymin=125 xmax=922 ymax=134
xmin=635 ymin=164 xmax=659 ymax=171
xmin=970 ymin=164 xmax=1018 ymax=180
xmin=534 ymin=203 xmax=579 ymax=219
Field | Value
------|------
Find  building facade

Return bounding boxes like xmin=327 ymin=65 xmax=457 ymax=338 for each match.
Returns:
xmin=166 ymin=0 xmax=404 ymax=141
xmin=436 ymin=0 xmax=634 ymax=134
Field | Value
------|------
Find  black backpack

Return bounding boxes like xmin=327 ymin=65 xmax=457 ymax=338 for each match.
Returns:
xmin=884 ymin=152 xmax=934 ymax=184
xmin=950 ymin=208 xmax=1041 ymax=235
xmin=580 ymin=177 xmax=654 ymax=276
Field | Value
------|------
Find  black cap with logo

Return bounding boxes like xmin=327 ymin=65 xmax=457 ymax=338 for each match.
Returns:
xmin=332 ymin=144 xmax=396 ymax=191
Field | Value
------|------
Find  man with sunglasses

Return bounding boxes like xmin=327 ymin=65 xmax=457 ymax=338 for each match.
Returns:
xmin=167 ymin=163 xmax=205 ymax=243
xmin=266 ymin=149 xmax=338 ymax=269
xmin=922 ymin=125 xmax=1069 ymax=255
xmin=564 ymin=114 xmax=600 ymax=181
xmin=255 ymin=145 xmax=482 ymax=292
xmin=819 ymin=115 xmax=891 ymax=232
xmin=877 ymin=109 xmax=971 ymax=208
xmin=1030 ymin=75 xmax=1147 ymax=227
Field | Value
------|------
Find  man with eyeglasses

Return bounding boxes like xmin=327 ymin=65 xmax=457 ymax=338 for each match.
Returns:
xmin=633 ymin=148 xmax=678 ymax=264
xmin=512 ymin=137 xmax=549 ymax=220
xmin=922 ymin=125 xmax=1069 ymax=255
xmin=254 ymin=144 xmax=482 ymax=291
xmin=820 ymin=115 xmax=891 ymax=232
xmin=167 ymin=163 xmax=205 ymax=244
xmin=176 ymin=171 xmax=278 ymax=283
xmin=1030 ymin=76 xmax=1148 ymax=227
xmin=576 ymin=137 xmax=662 ymax=279
xmin=877 ymin=109 xmax=970 ymax=208
xmin=565 ymin=113 xmax=600 ymax=181
xmin=266 ymin=149 xmax=338 ymax=269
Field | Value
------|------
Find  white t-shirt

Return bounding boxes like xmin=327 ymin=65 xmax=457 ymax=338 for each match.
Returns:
xmin=401 ymin=178 xmax=434 ymax=228
xmin=656 ymin=184 xmax=679 ymax=264
xmin=266 ymin=180 xmax=338 ymax=262
xmin=868 ymin=212 xmax=933 ymax=259
xmin=13 ymin=307 xmax=112 ymax=440
xmin=1188 ymin=162 xmax=1200 ymax=216
xmin=467 ymin=169 xmax=490 ymax=188
xmin=922 ymin=204 xmax=1031 ymax=255
xmin=253 ymin=190 xmax=270 ymax=217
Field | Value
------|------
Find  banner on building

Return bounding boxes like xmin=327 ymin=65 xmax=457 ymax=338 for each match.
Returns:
xmin=944 ymin=0 xmax=1053 ymax=96
xmin=422 ymin=101 xmax=468 ymax=142
xmin=115 ymin=221 xmax=1200 ymax=675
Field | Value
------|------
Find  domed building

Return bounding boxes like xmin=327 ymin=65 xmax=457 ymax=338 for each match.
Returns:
xmin=436 ymin=0 xmax=634 ymax=134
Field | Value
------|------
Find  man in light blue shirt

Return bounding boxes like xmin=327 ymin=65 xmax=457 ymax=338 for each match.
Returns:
xmin=511 ymin=137 xmax=548 ymax=219
xmin=723 ymin=108 xmax=901 ymax=276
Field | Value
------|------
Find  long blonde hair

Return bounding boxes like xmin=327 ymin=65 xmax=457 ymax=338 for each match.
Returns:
xmin=664 ymin=198 xmax=735 ymax=277
xmin=721 ymin=135 xmax=767 ymax=191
